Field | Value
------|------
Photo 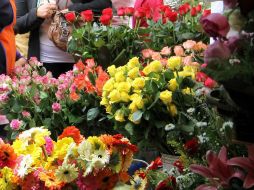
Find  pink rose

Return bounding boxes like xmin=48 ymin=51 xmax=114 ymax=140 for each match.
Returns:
xmin=22 ymin=111 xmax=31 ymax=118
xmin=52 ymin=102 xmax=62 ymax=113
xmin=200 ymin=13 xmax=230 ymax=38
xmin=204 ymin=40 xmax=231 ymax=64
xmin=183 ymin=40 xmax=196 ymax=50
xmin=174 ymin=46 xmax=184 ymax=56
xmin=141 ymin=49 xmax=154 ymax=59
xmin=151 ymin=52 xmax=162 ymax=60
xmin=10 ymin=119 xmax=23 ymax=130
xmin=160 ymin=46 xmax=171 ymax=56
xmin=183 ymin=56 xmax=193 ymax=65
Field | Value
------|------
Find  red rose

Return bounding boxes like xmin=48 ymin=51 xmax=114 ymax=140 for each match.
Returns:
xmin=204 ymin=77 xmax=216 ymax=88
xmin=184 ymin=138 xmax=199 ymax=155
xmin=102 ymin=8 xmax=113 ymax=18
xmin=159 ymin=5 xmax=171 ymax=14
xmin=204 ymin=40 xmax=231 ymax=64
xmin=196 ymin=4 xmax=202 ymax=12
xmin=80 ymin=10 xmax=93 ymax=22
xmin=64 ymin=12 xmax=76 ymax=22
xmin=190 ymin=7 xmax=197 ymax=17
xmin=200 ymin=13 xmax=230 ymax=38
xmin=134 ymin=7 xmax=146 ymax=19
xmin=117 ymin=7 xmax=125 ymax=16
xmin=100 ymin=14 xmax=112 ymax=26
xmin=202 ymin=9 xmax=211 ymax=17
xmin=178 ymin=4 xmax=189 ymax=15
xmin=165 ymin=10 xmax=177 ymax=22
xmin=147 ymin=157 xmax=163 ymax=170
xmin=125 ymin=7 xmax=134 ymax=16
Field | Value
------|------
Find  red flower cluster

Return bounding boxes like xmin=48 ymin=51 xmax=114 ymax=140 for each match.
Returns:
xmin=100 ymin=8 xmax=113 ymax=26
xmin=147 ymin=157 xmax=163 ymax=170
xmin=156 ymin=176 xmax=177 ymax=190
xmin=80 ymin=10 xmax=93 ymax=22
xmin=184 ymin=138 xmax=199 ymax=155
xmin=196 ymin=71 xmax=217 ymax=88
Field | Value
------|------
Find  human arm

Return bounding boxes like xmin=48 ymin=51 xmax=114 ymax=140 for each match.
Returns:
xmin=0 ymin=0 xmax=14 ymax=32
xmin=14 ymin=0 xmax=57 ymax=34
xmin=68 ymin=0 xmax=112 ymax=13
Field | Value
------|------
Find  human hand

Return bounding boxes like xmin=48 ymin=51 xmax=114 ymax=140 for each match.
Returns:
xmin=37 ymin=3 xmax=57 ymax=19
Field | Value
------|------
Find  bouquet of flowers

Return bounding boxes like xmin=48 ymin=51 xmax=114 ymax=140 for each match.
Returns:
xmin=100 ymin=47 xmax=209 ymax=154
xmin=0 ymin=126 xmax=138 ymax=189
xmin=0 ymin=58 xmax=111 ymax=139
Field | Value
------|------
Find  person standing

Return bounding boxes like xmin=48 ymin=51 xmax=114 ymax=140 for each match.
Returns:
xmin=0 ymin=0 xmax=17 ymax=75
xmin=15 ymin=0 xmax=112 ymax=78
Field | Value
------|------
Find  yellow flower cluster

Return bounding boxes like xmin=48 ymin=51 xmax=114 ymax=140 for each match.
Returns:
xmin=101 ymin=56 xmax=198 ymax=123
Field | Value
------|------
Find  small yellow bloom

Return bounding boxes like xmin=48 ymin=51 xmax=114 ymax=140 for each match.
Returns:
xmin=100 ymin=97 xmax=109 ymax=106
xmin=107 ymin=65 xmax=116 ymax=77
xmin=132 ymin=77 xmax=145 ymax=89
xmin=168 ymin=78 xmax=178 ymax=91
xmin=115 ymin=109 xmax=125 ymax=122
xmin=117 ymin=82 xmax=131 ymax=92
xmin=182 ymin=87 xmax=193 ymax=95
xmin=103 ymin=78 xmax=115 ymax=92
xmin=108 ymin=90 xmax=121 ymax=103
xmin=133 ymin=96 xmax=144 ymax=109
xmin=143 ymin=60 xmax=162 ymax=75
xmin=106 ymin=105 xmax=112 ymax=114
xmin=53 ymin=137 xmax=74 ymax=160
xmin=178 ymin=71 xmax=195 ymax=79
xmin=128 ymin=67 xmax=140 ymax=79
xmin=120 ymin=92 xmax=130 ymax=102
xmin=129 ymin=102 xmax=138 ymax=113
xmin=127 ymin=57 xmax=140 ymax=69
xmin=167 ymin=56 xmax=182 ymax=70
xmin=115 ymin=71 xmax=126 ymax=82
xmin=168 ymin=104 xmax=178 ymax=117
xmin=160 ymin=90 xmax=172 ymax=105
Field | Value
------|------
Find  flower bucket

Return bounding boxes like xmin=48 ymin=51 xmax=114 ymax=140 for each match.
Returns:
xmin=161 ymin=154 xmax=179 ymax=171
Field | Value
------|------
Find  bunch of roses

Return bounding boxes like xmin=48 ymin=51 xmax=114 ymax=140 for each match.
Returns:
xmin=99 ymin=8 xmax=113 ymax=26
xmin=101 ymin=56 xmax=198 ymax=124
xmin=0 ymin=126 xmax=138 ymax=190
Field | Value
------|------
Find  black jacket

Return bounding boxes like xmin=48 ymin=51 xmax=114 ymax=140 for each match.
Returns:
xmin=14 ymin=0 xmax=112 ymax=60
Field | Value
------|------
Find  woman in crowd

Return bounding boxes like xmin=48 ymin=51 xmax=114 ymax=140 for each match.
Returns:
xmin=15 ymin=0 xmax=112 ymax=77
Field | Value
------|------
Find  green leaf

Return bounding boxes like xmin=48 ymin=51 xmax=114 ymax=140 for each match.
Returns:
xmin=29 ymin=119 xmax=36 ymax=128
xmin=39 ymin=91 xmax=48 ymax=99
xmin=87 ymin=107 xmax=100 ymax=121
xmin=12 ymin=101 xmax=22 ymax=113
xmin=43 ymin=118 xmax=51 ymax=128
xmin=180 ymin=124 xmax=194 ymax=133
xmin=11 ymin=131 xmax=19 ymax=140
xmin=125 ymin=122 xmax=134 ymax=136
xmin=164 ymin=69 xmax=174 ymax=81
xmin=132 ymin=110 xmax=143 ymax=122
xmin=155 ymin=121 xmax=167 ymax=129
xmin=88 ymin=72 xmax=96 ymax=86
xmin=94 ymin=38 xmax=106 ymax=48
xmin=147 ymin=92 xmax=160 ymax=110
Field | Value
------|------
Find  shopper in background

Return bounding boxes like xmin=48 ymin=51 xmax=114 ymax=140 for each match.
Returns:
xmin=15 ymin=0 xmax=112 ymax=78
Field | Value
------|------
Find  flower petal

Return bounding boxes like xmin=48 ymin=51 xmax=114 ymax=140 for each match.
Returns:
xmin=227 ymin=157 xmax=251 ymax=171
xmin=243 ymin=173 xmax=254 ymax=189
xmin=190 ymin=164 xmax=214 ymax=178
xmin=196 ymin=184 xmax=218 ymax=190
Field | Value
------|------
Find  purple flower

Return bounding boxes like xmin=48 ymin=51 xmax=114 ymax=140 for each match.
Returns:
xmin=52 ymin=102 xmax=62 ymax=113
xmin=200 ymin=13 xmax=230 ymax=38
xmin=10 ymin=119 xmax=23 ymax=130
xmin=205 ymin=41 xmax=231 ymax=64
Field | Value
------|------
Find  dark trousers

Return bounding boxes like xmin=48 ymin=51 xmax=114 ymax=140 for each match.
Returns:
xmin=43 ymin=62 xmax=75 ymax=78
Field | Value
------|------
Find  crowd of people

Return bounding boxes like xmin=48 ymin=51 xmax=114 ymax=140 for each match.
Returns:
xmin=0 ymin=0 xmax=164 ymax=77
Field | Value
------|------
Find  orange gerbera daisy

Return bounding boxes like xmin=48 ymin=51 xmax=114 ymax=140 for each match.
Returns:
xmin=99 ymin=135 xmax=116 ymax=153
xmin=58 ymin=126 xmax=83 ymax=144
xmin=96 ymin=168 xmax=119 ymax=190
xmin=0 ymin=143 xmax=17 ymax=169
xmin=40 ymin=171 xmax=64 ymax=190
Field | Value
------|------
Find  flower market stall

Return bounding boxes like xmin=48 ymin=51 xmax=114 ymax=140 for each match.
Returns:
xmin=0 ymin=0 xmax=254 ymax=189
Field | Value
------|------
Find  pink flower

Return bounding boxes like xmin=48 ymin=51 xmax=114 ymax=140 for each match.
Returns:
xmin=22 ymin=111 xmax=31 ymax=118
xmin=52 ymin=102 xmax=62 ymax=113
xmin=85 ymin=58 xmax=95 ymax=68
xmin=183 ymin=56 xmax=193 ymax=65
xmin=200 ymin=13 xmax=230 ymax=38
xmin=0 ymin=115 xmax=9 ymax=125
xmin=174 ymin=45 xmax=184 ymax=56
xmin=0 ymin=93 xmax=9 ymax=102
xmin=117 ymin=7 xmax=125 ymax=16
xmin=151 ymin=52 xmax=162 ymax=60
xmin=10 ymin=119 xmax=23 ymax=130
xmin=196 ymin=72 xmax=208 ymax=82
xmin=141 ymin=49 xmax=154 ymax=59
xmin=44 ymin=136 xmax=54 ymax=155
xmin=183 ymin=40 xmax=197 ymax=50
xmin=160 ymin=46 xmax=171 ymax=55
xmin=204 ymin=77 xmax=216 ymax=88
xmin=160 ymin=58 xmax=168 ymax=67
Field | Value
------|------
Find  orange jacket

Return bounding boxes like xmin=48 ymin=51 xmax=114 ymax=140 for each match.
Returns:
xmin=0 ymin=0 xmax=16 ymax=75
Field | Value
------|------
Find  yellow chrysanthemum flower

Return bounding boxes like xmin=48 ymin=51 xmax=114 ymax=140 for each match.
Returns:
xmin=55 ymin=163 xmax=78 ymax=183
xmin=87 ymin=136 xmax=106 ymax=151
xmin=0 ymin=167 xmax=16 ymax=190
xmin=53 ymin=137 xmax=74 ymax=160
